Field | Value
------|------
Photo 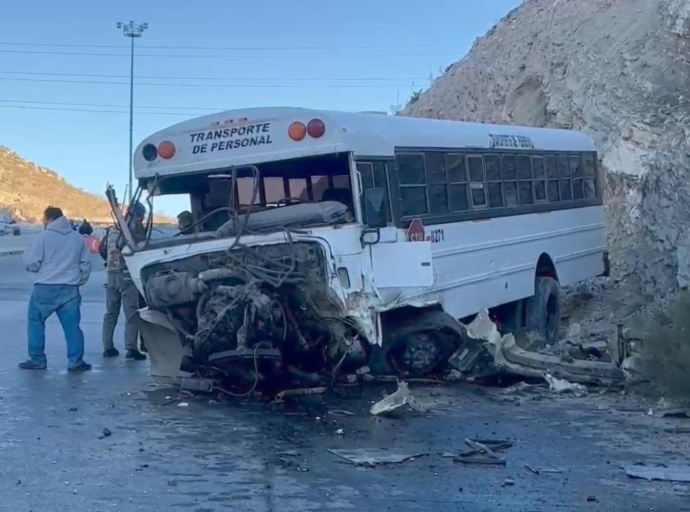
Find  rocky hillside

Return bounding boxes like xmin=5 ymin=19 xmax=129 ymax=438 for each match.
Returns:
xmin=403 ymin=0 xmax=690 ymax=301
xmin=0 ymin=146 xmax=114 ymax=222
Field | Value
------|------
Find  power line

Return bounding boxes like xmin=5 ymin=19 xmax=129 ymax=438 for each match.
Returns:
xmin=0 ymin=41 xmax=461 ymax=51
xmin=0 ymin=48 xmax=457 ymax=58
xmin=0 ymin=70 xmax=428 ymax=82
xmin=0 ymin=76 xmax=415 ymax=88
xmin=0 ymin=103 xmax=204 ymax=116
xmin=0 ymin=98 xmax=218 ymax=111
xmin=0 ymin=99 xmax=383 ymax=116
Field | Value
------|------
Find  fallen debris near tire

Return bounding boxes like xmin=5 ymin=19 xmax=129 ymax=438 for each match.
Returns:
xmin=328 ymin=448 xmax=428 ymax=467
xmin=275 ymin=387 xmax=327 ymax=400
xmin=369 ymin=381 xmax=425 ymax=417
xmin=623 ymin=463 xmax=690 ymax=483
xmin=453 ymin=438 xmax=514 ymax=466
xmin=452 ymin=309 xmax=627 ymax=387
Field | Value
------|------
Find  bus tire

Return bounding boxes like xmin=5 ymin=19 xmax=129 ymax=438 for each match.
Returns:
xmin=371 ymin=309 xmax=463 ymax=378
xmin=525 ymin=276 xmax=561 ymax=345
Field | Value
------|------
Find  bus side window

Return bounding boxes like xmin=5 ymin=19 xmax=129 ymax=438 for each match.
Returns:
xmin=397 ymin=153 xmax=429 ymax=217
xmin=357 ymin=161 xmax=391 ymax=225
xmin=583 ymin=154 xmax=597 ymax=199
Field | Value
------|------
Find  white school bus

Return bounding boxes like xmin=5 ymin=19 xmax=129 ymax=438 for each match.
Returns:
xmin=108 ymin=107 xmax=607 ymax=382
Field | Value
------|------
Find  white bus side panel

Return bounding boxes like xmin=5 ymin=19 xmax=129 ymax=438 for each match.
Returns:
xmin=370 ymin=206 xmax=605 ymax=320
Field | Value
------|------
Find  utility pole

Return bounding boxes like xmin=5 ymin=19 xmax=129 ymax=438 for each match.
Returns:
xmin=116 ymin=20 xmax=148 ymax=204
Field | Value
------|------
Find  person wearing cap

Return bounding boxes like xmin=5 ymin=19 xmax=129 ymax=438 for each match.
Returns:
xmin=177 ymin=210 xmax=194 ymax=234
xmin=100 ymin=202 xmax=147 ymax=361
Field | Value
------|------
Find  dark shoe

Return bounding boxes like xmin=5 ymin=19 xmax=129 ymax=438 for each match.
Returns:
xmin=18 ymin=360 xmax=46 ymax=370
xmin=68 ymin=361 xmax=92 ymax=372
xmin=103 ymin=348 xmax=120 ymax=358
xmin=126 ymin=350 xmax=147 ymax=361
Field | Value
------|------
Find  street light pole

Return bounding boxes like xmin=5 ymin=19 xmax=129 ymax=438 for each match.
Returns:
xmin=116 ymin=21 xmax=148 ymax=204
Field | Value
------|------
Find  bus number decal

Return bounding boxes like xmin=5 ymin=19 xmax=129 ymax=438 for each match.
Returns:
xmin=429 ymin=229 xmax=445 ymax=243
xmin=489 ymin=134 xmax=534 ymax=150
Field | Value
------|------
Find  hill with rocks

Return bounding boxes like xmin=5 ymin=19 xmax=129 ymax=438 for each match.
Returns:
xmin=403 ymin=0 xmax=690 ymax=301
xmin=0 ymin=146 xmax=114 ymax=222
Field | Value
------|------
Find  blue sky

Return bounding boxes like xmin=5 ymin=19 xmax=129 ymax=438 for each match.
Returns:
xmin=0 ymin=0 xmax=522 ymax=215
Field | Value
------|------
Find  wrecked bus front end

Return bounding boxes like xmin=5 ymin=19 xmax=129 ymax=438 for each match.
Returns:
xmin=107 ymin=186 xmax=377 ymax=388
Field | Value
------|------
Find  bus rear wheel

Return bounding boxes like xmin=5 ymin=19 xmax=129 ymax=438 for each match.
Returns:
xmin=525 ymin=276 xmax=561 ymax=345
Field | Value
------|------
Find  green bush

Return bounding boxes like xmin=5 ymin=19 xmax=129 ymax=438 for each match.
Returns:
xmin=641 ymin=292 xmax=690 ymax=399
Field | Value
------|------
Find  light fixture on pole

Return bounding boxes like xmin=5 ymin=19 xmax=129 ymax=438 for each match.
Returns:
xmin=116 ymin=20 xmax=148 ymax=204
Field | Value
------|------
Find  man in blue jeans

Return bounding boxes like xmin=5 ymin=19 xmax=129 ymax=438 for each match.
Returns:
xmin=19 ymin=206 xmax=92 ymax=372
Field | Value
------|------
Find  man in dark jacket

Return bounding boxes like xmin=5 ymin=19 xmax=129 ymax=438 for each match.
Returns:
xmin=78 ymin=219 xmax=93 ymax=236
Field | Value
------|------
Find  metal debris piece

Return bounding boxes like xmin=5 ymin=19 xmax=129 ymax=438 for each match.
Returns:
xmin=664 ymin=427 xmax=690 ymax=434
xmin=453 ymin=438 xmax=513 ymax=466
xmin=502 ymin=478 xmax=515 ymax=487
xmin=327 ymin=410 xmax=354 ymax=417
xmin=544 ymin=373 xmax=588 ymax=395
xmin=102 ymin=428 xmax=112 ymax=437
xmin=524 ymin=464 xmax=563 ymax=475
xmin=455 ymin=455 xmax=506 ymax=466
xmin=459 ymin=309 xmax=626 ymax=386
xmin=275 ymin=387 xmax=327 ymax=400
xmin=660 ymin=408 xmax=690 ymax=419
xmin=277 ymin=450 xmax=301 ymax=457
xmin=370 ymin=381 xmax=424 ymax=416
xmin=623 ymin=463 xmax=690 ymax=482
xmin=328 ymin=448 xmax=427 ymax=467
xmin=179 ymin=377 xmax=214 ymax=393
xmin=177 ymin=402 xmax=189 ymax=407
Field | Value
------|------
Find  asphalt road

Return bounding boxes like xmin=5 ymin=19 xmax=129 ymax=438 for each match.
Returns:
xmin=0 ymin=252 xmax=688 ymax=511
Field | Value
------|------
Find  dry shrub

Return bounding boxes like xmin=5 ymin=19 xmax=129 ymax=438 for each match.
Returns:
xmin=641 ymin=291 xmax=690 ymax=399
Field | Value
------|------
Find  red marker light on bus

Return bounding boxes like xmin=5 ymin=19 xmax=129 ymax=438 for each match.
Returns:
xmin=158 ymin=141 xmax=176 ymax=159
xmin=307 ymin=118 xmax=326 ymax=138
xmin=288 ymin=122 xmax=307 ymax=141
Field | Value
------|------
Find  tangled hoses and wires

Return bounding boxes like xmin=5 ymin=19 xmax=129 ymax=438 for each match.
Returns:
xmin=213 ymin=341 xmax=274 ymax=398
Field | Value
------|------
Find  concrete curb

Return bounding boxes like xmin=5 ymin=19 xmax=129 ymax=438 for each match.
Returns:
xmin=0 ymin=249 xmax=24 ymax=257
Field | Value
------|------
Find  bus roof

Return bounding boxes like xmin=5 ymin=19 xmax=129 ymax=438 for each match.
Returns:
xmin=133 ymin=107 xmax=596 ymax=179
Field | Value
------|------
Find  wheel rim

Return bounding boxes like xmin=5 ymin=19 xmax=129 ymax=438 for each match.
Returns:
xmin=390 ymin=330 xmax=445 ymax=376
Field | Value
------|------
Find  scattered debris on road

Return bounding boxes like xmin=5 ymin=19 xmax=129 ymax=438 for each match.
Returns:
xmin=369 ymin=381 xmax=424 ymax=417
xmin=664 ymin=427 xmax=690 ymax=434
xmin=453 ymin=438 xmax=513 ymax=466
xmin=544 ymin=373 xmax=588 ymax=395
xmin=328 ymin=448 xmax=428 ymax=467
xmin=523 ymin=464 xmax=564 ymax=475
xmin=623 ymin=463 xmax=690 ymax=483
xmin=453 ymin=309 xmax=627 ymax=387
xmin=659 ymin=408 xmax=690 ymax=419
xmin=99 ymin=428 xmax=112 ymax=439
xmin=276 ymin=387 xmax=327 ymax=400
xmin=180 ymin=377 xmax=213 ymax=393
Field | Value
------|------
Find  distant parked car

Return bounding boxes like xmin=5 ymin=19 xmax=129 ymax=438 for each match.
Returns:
xmin=9 ymin=219 xmax=20 ymax=236
xmin=0 ymin=215 xmax=21 ymax=236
